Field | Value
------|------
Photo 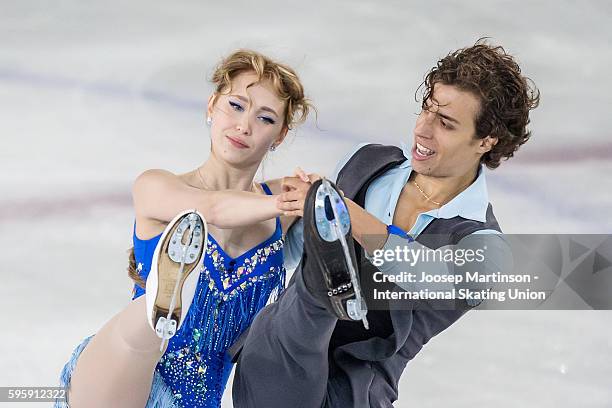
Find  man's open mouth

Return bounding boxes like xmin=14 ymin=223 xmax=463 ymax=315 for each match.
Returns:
xmin=415 ymin=142 xmax=435 ymax=157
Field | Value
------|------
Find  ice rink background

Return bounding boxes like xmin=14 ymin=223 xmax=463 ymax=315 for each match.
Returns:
xmin=1 ymin=1 xmax=611 ymax=407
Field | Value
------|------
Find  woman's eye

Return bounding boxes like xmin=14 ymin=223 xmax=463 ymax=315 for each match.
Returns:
xmin=259 ymin=116 xmax=275 ymax=125
xmin=229 ymin=101 xmax=244 ymax=111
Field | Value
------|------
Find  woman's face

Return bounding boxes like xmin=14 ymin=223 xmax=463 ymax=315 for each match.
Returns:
xmin=207 ymin=71 xmax=287 ymax=168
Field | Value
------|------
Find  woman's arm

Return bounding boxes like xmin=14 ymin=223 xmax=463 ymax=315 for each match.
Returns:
xmin=133 ymin=169 xmax=281 ymax=229
xmin=264 ymin=175 xmax=308 ymax=269
xmin=263 ymin=176 xmax=300 ymax=235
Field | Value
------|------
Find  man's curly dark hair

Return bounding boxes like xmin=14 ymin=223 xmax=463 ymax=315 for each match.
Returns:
xmin=418 ymin=39 xmax=540 ymax=169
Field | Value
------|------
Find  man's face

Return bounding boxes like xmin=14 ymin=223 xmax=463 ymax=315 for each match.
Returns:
xmin=411 ymin=82 xmax=486 ymax=178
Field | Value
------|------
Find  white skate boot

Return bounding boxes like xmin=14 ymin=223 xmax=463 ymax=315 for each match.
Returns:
xmin=145 ymin=209 xmax=208 ymax=351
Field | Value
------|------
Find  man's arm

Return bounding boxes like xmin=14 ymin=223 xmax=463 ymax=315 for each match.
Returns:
xmin=344 ymin=198 xmax=388 ymax=252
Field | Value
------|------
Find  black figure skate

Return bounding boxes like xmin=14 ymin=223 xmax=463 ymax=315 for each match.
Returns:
xmin=302 ymin=178 xmax=369 ymax=329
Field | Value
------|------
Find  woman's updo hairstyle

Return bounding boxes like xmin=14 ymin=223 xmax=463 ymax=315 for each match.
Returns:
xmin=210 ymin=49 xmax=312 ymax=129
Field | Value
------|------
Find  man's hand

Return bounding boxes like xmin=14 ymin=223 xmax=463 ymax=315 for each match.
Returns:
xmin=277 ymin=167 xmax=322 ymax=217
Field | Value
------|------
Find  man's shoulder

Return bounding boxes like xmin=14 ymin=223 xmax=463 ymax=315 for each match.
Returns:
xmin=340 ymin=142 xmax=374 ymax=164
xmin=333 ymin=143 xmax=405 ymax=181
xmin=344 ymin=143 xmax=403 ymax=161
xmin=332 ymin=143 xmax=371 ymax=182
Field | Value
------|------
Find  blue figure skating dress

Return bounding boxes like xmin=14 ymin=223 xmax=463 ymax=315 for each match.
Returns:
xmin=56 ymin=183 xmax=285 ymax=407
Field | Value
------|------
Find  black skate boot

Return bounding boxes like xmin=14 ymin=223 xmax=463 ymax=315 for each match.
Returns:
xmin=302 ymin=178 xmax=369 ymax=329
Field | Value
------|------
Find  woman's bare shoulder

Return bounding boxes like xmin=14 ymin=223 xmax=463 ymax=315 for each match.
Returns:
xmin=132 ymin=169 xmax=188 ymax=210
xmin=134 ymin=168 xmax=178 ymax=184
xmin=133 ymin=169 xmax=192 ymax=194
xmin=132 ymin=168 xmax=204 ymax=224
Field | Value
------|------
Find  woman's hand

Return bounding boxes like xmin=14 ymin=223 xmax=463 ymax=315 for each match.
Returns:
xmin=277 ymin=167 xmax=322 ymax=217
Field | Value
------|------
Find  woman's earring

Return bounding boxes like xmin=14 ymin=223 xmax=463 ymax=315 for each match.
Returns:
xmin=206 ymin=117 xmax=212 ymax=126
xmin=269 ymin=144 xmax=276 ymax=152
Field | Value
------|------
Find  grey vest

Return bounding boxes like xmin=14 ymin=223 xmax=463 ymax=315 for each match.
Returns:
xmin=331 ymin=143 xmax=501 ymax=372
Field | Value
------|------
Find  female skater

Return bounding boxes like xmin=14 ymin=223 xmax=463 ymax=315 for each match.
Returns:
xmin=56 ymin=49 xmax=312 ymax=408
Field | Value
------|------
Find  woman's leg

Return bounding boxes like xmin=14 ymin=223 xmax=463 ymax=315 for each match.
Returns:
xmin=68 ymin=296 xmax=166 ymax=408
xmin=66 ymin=210 xmax=206 ymax=407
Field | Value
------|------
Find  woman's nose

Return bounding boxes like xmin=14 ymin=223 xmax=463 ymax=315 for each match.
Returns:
xmin=236 ymin=115 xmax=251 ymax=135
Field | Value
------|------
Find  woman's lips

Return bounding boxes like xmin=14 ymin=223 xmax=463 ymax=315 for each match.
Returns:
xmin=226 ymin=136 xmax=249 ymax=149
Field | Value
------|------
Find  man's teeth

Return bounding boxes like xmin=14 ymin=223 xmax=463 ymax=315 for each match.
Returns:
xmin=416 ymin=143 xmax=435 ymax=156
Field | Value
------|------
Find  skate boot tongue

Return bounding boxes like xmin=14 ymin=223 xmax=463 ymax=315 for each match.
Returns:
xmin=315 ymin=181 xmax=350 ymax=242
xmin=324 ymin=196 xmax=335 ymax=221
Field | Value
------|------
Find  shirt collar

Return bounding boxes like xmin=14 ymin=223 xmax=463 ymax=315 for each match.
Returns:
xmin=399 ymin=141 xmax=489 ymax=222
xmin=399 ymin=142 xmax=413 ymax=169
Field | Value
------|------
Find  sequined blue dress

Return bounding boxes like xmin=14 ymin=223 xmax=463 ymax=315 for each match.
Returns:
xmin=56 ymin=183 xmax=286 ymax=408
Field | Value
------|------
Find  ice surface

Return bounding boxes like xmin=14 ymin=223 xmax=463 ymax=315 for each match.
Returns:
xmin=1 ymin=1 xmax=611 ymax=406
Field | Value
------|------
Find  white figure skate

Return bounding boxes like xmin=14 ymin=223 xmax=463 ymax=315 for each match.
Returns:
xmin=145 ymin=209 xmax=207 ymax=351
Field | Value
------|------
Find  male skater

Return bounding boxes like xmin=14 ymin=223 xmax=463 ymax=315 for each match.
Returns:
xmin=231 ymin=39 xmax=540 ymax=407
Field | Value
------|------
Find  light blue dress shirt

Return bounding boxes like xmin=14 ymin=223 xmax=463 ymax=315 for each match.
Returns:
xmin=284 ymin=142 xmax=505 ymax=272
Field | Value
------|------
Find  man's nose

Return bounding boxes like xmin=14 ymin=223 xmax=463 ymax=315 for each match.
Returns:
xmin=414 ymin=111 xmax=434 ymax=138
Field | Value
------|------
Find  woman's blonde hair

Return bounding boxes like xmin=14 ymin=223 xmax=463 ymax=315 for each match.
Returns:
xmin=211 ymin=49 xmax=312 ymax=129
xmin=127 ymin=50 xmax=312 ymax=290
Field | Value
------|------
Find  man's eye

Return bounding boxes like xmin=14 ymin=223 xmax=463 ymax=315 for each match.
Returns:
xmin=439 ymin=118 xmax=453 ymax=130
xmin=229 ymin=101 xmax=244 ymax=111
